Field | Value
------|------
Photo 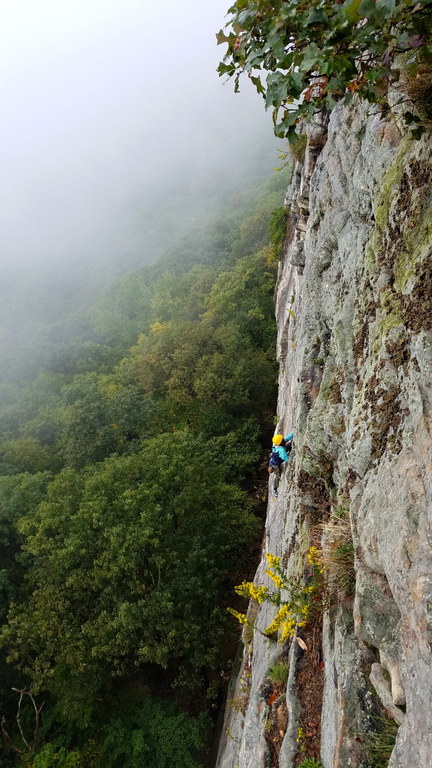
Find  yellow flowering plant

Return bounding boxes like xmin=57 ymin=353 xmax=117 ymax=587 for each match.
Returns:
xmin=229 ymin=549 xmax=324 ymax=642
xmin=227 ymin=608 xmax=249 ymax=625
xmin=234 ymin=581 xmax=269 ymax=604
xmin=307 ymin=546 xmax=324 ymax=573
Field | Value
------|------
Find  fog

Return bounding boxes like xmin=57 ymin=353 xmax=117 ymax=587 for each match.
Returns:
xmin=0 ymin=0 xmax=274 ymax=271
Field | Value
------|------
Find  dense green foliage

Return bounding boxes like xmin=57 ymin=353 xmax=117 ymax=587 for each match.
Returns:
xmin=0 ymin=170 xmax=288 ymax=767
xmin=6 ymin=445 xmax=257 ymax=704
xmin=218 ymin=0 xmax=432 ymax=141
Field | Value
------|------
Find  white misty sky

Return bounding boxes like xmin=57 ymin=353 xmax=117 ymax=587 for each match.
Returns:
xmin=0 ymin=0 xmax=270 ymax=265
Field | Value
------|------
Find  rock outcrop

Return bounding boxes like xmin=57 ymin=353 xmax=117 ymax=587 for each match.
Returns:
xmin=216 ymin=101 xmax=432 ymax=768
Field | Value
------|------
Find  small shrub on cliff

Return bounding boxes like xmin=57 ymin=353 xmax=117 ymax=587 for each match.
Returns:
xmin=267 ymin=659 xmax=290 ymax=684
xmin=297 ymin=758 xmax=324 ymax=768
xmin=321 ymin=506 xmax=355 ymax=599
xmin=218 ymin=0 xmax=432 ymax=141
xmin=362 ymin=716 xmax=398 ymax=768
xmin=289 ymin=133 xmax=307 ymax=163
xmin=228 ymin=550 xmax=324 ymax=641
xmin=268 ymin=206 xmax=288 ymax=260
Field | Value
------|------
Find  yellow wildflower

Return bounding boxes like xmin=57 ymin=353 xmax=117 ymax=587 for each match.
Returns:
xmin=234 ymin=581 xmax=268 ymax=603
xmin=266 ymin=553 xmax=281 ymax=568
xmin=265 ymin=569 xmax=285 ymax=589
xmin=265 ymin=604 xmax=291 ymax=635
xmin=251 ymin=584 xmax=268 ymax=603
xmin=228 ymin=608 xmax=249 ymax=625
xmin=280 ymin=618 xmax=296 ymax=642
xmin=307 ymin=545 xmax=322 ymax=567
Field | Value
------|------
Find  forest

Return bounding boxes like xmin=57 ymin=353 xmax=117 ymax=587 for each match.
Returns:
xmin=0 ymin=166 xmax=289 ymax=768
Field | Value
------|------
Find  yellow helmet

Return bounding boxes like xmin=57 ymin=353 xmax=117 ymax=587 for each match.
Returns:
xmin=272 ymin=434 xmax=283 ymax=446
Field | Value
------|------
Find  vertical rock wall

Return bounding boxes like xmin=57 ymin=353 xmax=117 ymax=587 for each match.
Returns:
xmin=216 ymin=102 xmax=432 ymax=768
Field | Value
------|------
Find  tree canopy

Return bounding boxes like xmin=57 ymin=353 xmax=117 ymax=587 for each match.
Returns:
xmin=218 ymin=0 xmax=432 ymax=141
xmin=0 ymin=170 xmax=287 ymax=767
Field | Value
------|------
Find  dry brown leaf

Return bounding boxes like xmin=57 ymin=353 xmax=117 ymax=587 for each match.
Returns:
xmin=296 ymin=637 xmax=308 ymax=651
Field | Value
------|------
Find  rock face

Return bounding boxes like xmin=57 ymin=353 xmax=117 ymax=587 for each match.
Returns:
xmin=216 ymin=102 xmax=432 ymax=768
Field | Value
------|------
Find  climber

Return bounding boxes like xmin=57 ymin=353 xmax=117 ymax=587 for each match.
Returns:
xmin=268 ymin=432 xmax=294 ymax=498
xmin=271 ymin=432 xmax=294 ymax=462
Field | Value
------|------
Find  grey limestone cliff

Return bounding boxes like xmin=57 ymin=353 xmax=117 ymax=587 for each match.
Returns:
xmin=216 ymin=101 xmax=432 ymax=768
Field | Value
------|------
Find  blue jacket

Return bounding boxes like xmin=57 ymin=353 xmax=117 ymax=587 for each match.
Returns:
xmin=272 ymin=432 xmax=294 ymax=463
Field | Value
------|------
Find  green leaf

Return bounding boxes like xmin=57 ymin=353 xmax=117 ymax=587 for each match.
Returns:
xmin=321 ymin=59 xmax=335 ymax=76
xmin=342 ymin=0 xmax=362 ymax=24
xmin=216 ymin=29 xmax=233 ymax=45
xmin=275 ymin=110 xmax=299 ymax=131
xmin=246 ymin=46 xmax=267 ymax=68
xmin=237 ymin=8 xmax=256 ymax=24
xmin=286 ymin=126 xmax=300 ymax=144
xmin=287 ymin=70 xmax=305 ymax=98
xmin=228 ymin=0 xmax=249 ymax=10
xmin=278 ymin=50 xmax=295 ymax=69
xmin=217 ymin=62 xmax=235 ymax=77
xmin=305 ymin=7 xmax=328 ymax=24
xmin=250 ymin=75 xmax=265 ymax=95
xmin=265 ymin=71 xmax=289 ymax=108
xmin=299 ymin=43 xmax=320 ymax=72
xmin=358 ymin=0 xmax=376 ymax=16
xmin=377 ymin=0 xmax=396 ymax=14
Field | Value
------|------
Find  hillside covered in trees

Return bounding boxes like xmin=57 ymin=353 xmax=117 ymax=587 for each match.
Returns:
xmin=0 ymin=168 xmax=289 ymax=768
